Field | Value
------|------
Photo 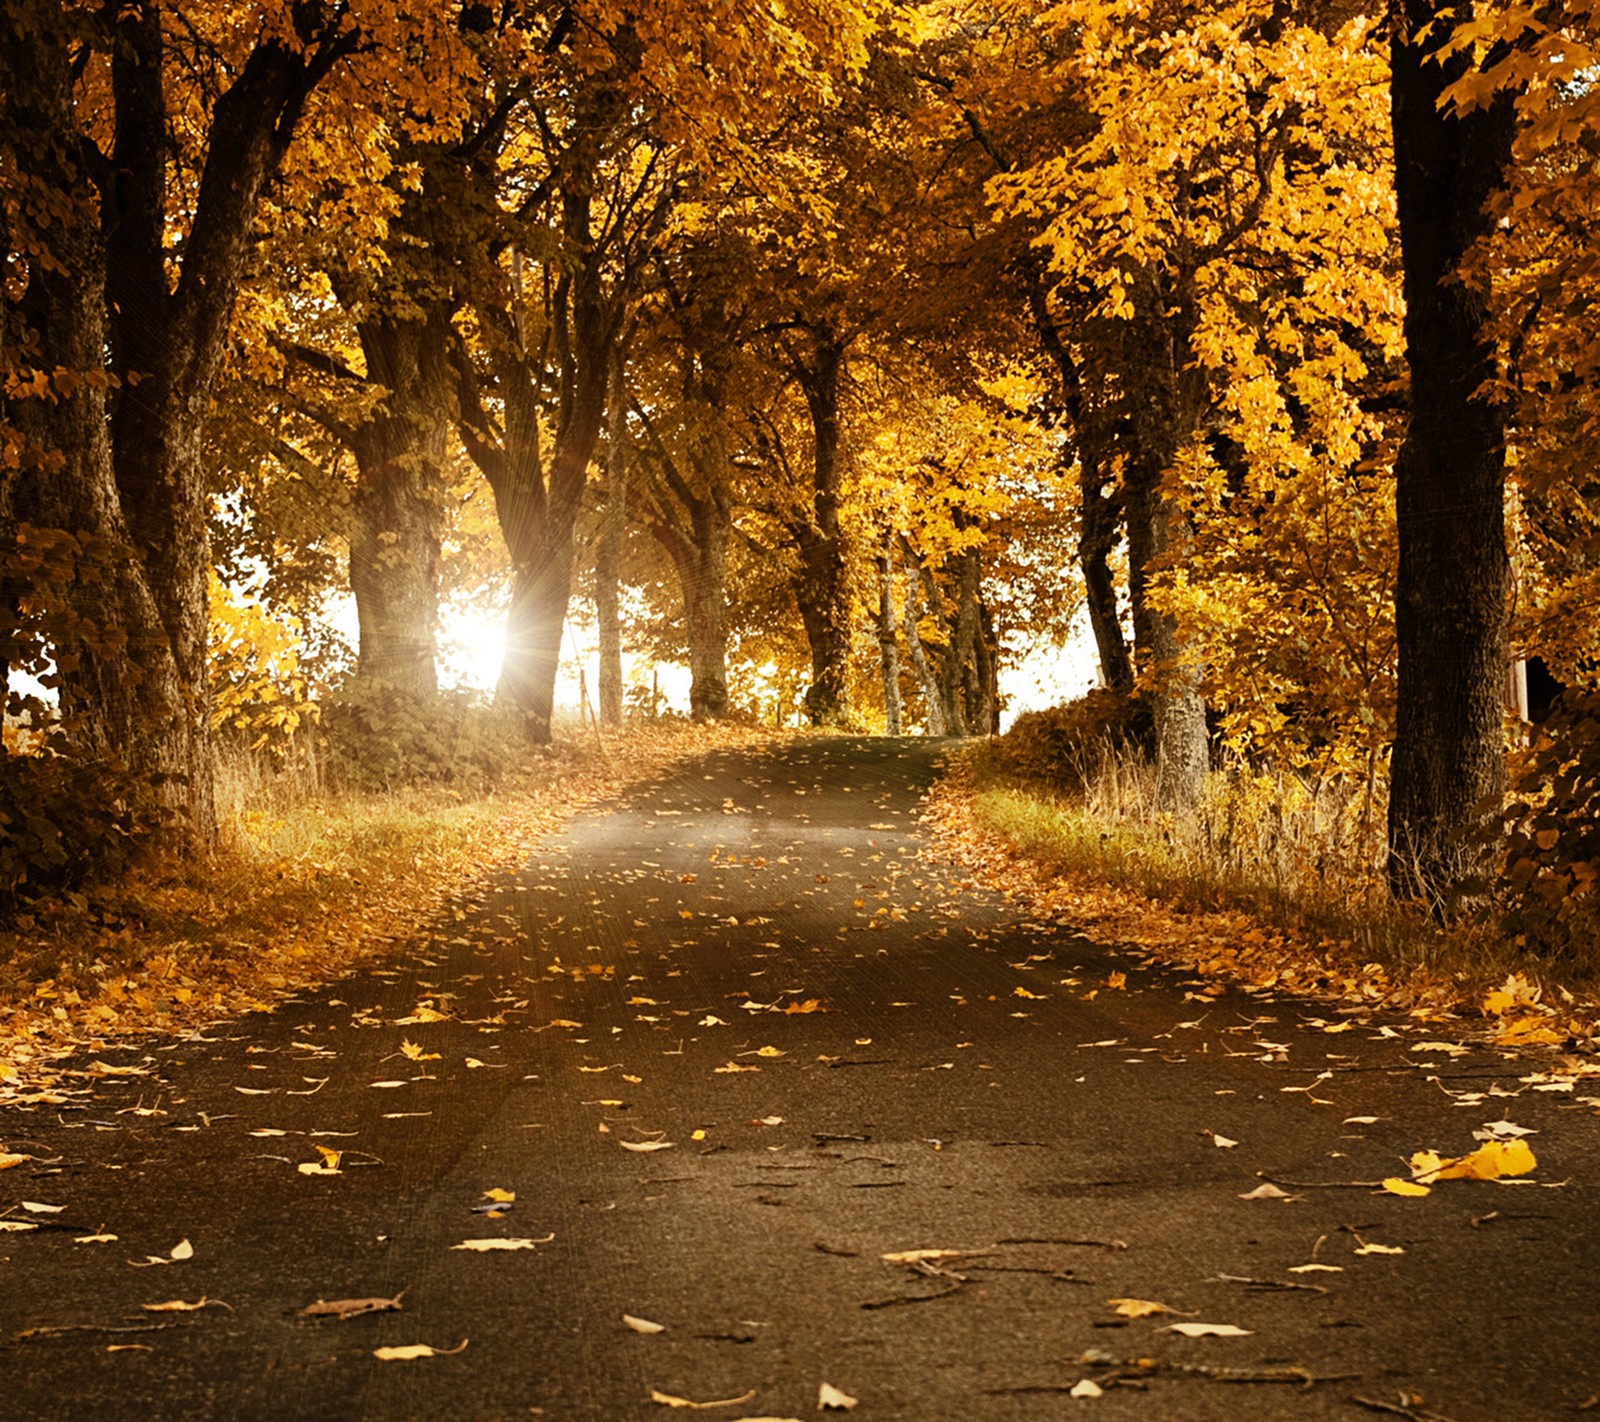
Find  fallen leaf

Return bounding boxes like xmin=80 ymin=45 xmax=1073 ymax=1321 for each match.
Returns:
xmin=483 ymin=1188 xmax=516 ymax=1203
xmin=1287 ymin=1264 xmax=1342 ymax=1273
xmin=74 ymin=1233 xmax=118 ymax=1245
xmin=20 ymin=1201 xmax=65 ymax=1214
xmin=818 ymin=1382 xmax=858 ymax=1410
xmin=880 ymin=1249 xmax=971 ymax=1264
xmin=1070 ymin=1379 xmax=1104 ymax=1398
xmin=465 ymin=1058 xmax=486 ymax=1069
xmin=141 ymin=1298 xmax=222 ymax=1313
xmin=620 ymin=1140 xmax=674 ymax=1153
xmin=1410 ymin=1138 xmax=1537 ymax=1185
xmin=300 ymin=1294 xmax=404 ymax=1320
xmin=753 ymin=1046 xmax=785 ymax=1058
xmin=649 ymin=1387 xmax=758 ymax=1409
xmin=399 ymin=1040 xmax=440 ymax=1062
xmin=1162 ymin=1322 xmax=1252 ymax=1338
xmin=451 ymin=1235 xmax=553 ymax=1251
xmin=1382 ymin=1177 xmax=1431 ymax=1197
xmin=373 ymin=1340 xmax=468 ymax=1360
xmin=1108 ymin=1298 xmax=1180 ymax=1319
xmin=0 ymin=1221 xmax=39 ymax=1232
xmin=1411 ymin=1041 xmax=1468 ymax=1057
xmin=714 ymin=1062 xmax=759 ymax=1074
xmin=785 ymin=999 xmax=823 ymax=1014
xmin=754 ymin=1115 xmax=784 ymax=1127
xmin=369 ymin=1081 xmax=408 ymax=1089
xmin=1205 ymin=1131 xmax=1239 ymax=1149
xmin=0 ymin=1152 xmax=34 ymax=1170
xmin=1353 ymin=1243 xmax=1405 ymax=1255
xmin=1237 ymin=1183 xmax=1296 ymax=1200
xmin=623 ymin=1313 xmax=666 ymax=1334
xmin=700 ymin=1016 xmax=727 ymax=1026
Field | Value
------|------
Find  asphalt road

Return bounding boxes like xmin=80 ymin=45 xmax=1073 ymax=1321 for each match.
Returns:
xmin=3 ymin=736 xmax=1598 ymax=1421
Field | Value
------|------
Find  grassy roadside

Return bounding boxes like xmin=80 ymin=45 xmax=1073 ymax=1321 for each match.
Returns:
xmin=923 ymin=742 xmax=1599 ymax=1048
xmin=0 ymin=720 xmax=775 ymax=1100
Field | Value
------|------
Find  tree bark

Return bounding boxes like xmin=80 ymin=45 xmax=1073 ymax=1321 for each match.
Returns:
xmin=4 ymin=3 xmax=349 ymax=843
xmin=345 ymin=306 xmax=451 ymax=703
xmin=900 ymin=544 xmax=951 ymax=737
xmin=790 ymin=328 xmax=853 ymax=728
xmin=1122 ymin=295 xmax=1210 ymax=810
xmin=595 ymin=361 xmax=627 ymax=727
xmin=875 ymin=539 xmax=903 ymax=736
xmin=1386 ymin=1 xmax=1517 ymax=905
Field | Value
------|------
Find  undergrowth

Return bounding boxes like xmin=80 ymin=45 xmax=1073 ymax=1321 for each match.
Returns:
xmin=0 ymin=717 xmax=773 ymax=1088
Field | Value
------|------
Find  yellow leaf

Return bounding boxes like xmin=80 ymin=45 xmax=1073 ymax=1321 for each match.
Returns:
xmin=482 ymin=1188 xmax=515 ymax=1203
xmin=1108 ymin=1298 xmax=1176 ymax=1318
xmin=451 ymin=1236 xmax=552 ymax=1251
xmin=650 ymin=1387 xmax=758 ymax=1409
xmin=399 ymin=1040 xmax=440 ymax=1062
xmin=373 ymin=1340 xmax=468 ymax=1360
xmin=1382 ymin=1177 xmax=1431 ymax=1197
xmin=785 ymin=999 xmax=823 ymax=1014
xmin=754 ymin=1046 xmax=785 ymax=1058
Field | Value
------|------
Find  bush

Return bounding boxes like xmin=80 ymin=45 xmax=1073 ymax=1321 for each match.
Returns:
xmin=1500 ymin=686 xmax=1600 ymax=964
xmin=988 ymin=690 xmax=1153 ymax=796
xmin=0 ymin=746 xmax=157 ymax=909
xmin=318 ymin=686 xmax=529 ymax=793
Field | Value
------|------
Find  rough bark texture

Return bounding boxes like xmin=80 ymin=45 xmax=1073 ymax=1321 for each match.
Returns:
xmin=1386 ymin=1 xmax=1516 ymax=904
xmin=596 ymin=366 xmax=627 ymax=728
xmin=1122 ymin=297 xmax=1210 ymax=811
xmin=2 ymin=16 xmax=185 ymax=789
xmin=790 ymin=330 xmax=853 ymax=728
xmin=3 ymin=3 xmax=346 ymax=842
xmin=345 ymin=306 xmax=451 ymax=702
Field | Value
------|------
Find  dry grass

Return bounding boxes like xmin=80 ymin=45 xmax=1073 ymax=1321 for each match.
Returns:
xmin=0 ymin=716 xmax=775 ymax=1095
xmin=940 ymin=742 xmax=1541 ymax=1014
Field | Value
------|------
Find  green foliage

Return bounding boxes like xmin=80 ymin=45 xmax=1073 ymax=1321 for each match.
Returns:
xmin=1501 ymin=689 xmax=1600 ymax=963
xmin=988 ymin=691 xmax=1152 ymax=796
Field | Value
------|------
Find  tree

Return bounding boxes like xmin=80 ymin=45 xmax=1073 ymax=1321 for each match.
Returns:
xmin=0 ymin=1 xmax=455 ymax=840
xmin=1385 ymin=0 xmax=1517 ymax=905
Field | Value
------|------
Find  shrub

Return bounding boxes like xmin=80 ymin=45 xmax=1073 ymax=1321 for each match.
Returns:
xmin=988 ymin=690 xmax=1153 ymax=795
xmin=1500 ymin=687 xmax=1600 ymax=964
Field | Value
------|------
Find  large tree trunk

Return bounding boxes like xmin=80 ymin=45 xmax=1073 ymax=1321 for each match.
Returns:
xmin=683 ymin=499 xmax=731 ymax=720
xmin=1386 ymin=1 xmax=1517 ymax=906
xmin=790 ymin=329 xmax=853 ymax=728
xmin=2 ymin=19 xmax=186 ymax=792
xmin=346 ymin=308 xmax=450 ymax=702
xmin=595 ymin=363 xmax=627 ymax=727
xmin=4 ymin=3 xmax=346 ymax=844
xmin=1122 ymin=295 xmax=1210 ymax=811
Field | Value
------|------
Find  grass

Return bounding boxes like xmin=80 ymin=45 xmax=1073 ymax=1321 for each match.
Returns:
xmin=941 ymin=740 xmax=1548 ymax=1015
xmin=0 ymin=716 xmax=774 ymax=1091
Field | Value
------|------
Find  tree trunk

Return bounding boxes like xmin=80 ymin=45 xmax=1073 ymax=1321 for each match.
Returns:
xmin=1024 ymin=262 xmax=1133 ymax=694
xmin=875 ymin=540 xmax=903 ymax=736
xmin=1386 ymin=1 xmax=1517 ymax=906
xmin=790 ymin=329 xmax=853 ymax=728
xmin=1080 ymin=451 xmax=1132 ymax=694
xmin=346 ymin=308 xmax=450 ymax=702
xmin=683 ymin=528 xmax=731 ymax=721
xmin=1122 ymin=296 xmax=1210 ymax=811
xmin=2 ymin=18 xmax=187 ymax=798
xmin=900 ymin=545 xmax=950 ymax=737
xmin=595 ymin=362 xmax=627 ymax=727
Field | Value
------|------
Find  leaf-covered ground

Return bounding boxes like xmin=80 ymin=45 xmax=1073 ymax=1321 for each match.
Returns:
xmin=0 ymin=722 xmax=772 ymax=1105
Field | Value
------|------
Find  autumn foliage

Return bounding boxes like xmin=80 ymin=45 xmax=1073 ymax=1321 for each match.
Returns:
xmin=2 ymin=0 xmax=1599 ymax=967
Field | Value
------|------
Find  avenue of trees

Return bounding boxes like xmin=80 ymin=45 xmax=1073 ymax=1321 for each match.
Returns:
xmin=3 ymin=1 xmax=1599 ymax=933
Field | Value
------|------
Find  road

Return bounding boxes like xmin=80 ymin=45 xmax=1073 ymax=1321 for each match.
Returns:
xmin=3 ymin=736 xmax=1597 ymax=1420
